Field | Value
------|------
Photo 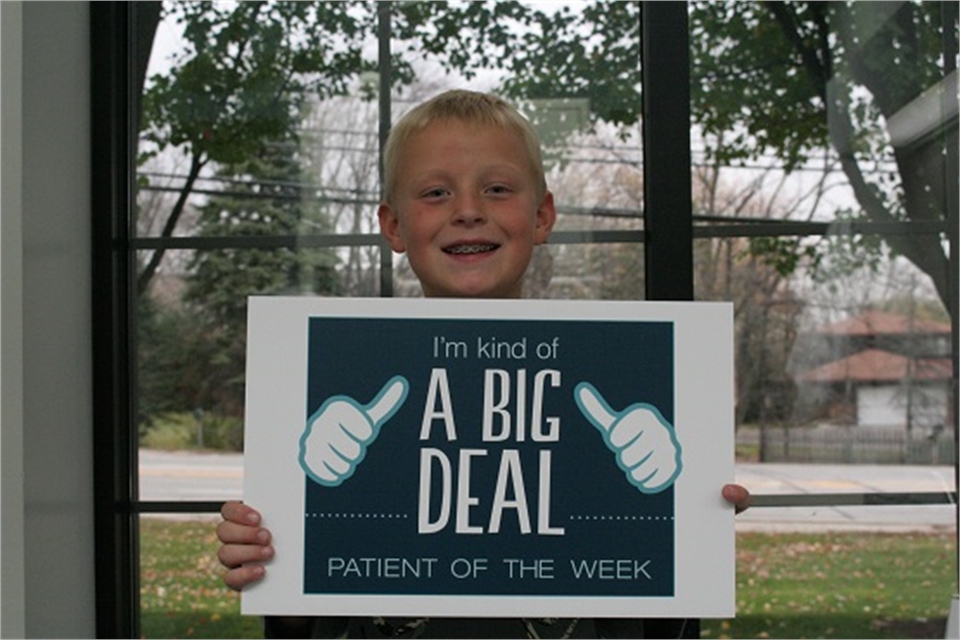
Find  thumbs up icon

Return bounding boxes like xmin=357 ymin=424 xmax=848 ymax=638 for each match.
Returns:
xmin=574 ymin=382 xmax=682 ymax=494
xmin=299 ymin=376 xmax=409 ymax=487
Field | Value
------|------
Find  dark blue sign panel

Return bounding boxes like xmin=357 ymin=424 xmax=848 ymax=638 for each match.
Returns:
xmin=299 ymin=317 xmax=680 ymax=598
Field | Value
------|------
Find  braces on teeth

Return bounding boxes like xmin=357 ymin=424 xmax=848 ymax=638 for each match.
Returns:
xmin=448 ymin=244 xmax=495 ymax=254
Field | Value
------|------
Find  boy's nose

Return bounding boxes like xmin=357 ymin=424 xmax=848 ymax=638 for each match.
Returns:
xmin=451 ymin=193 xmax=487 ymax=225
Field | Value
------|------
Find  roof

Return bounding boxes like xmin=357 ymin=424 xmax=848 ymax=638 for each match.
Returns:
xmin=795 ymin=348 xmax=952 ymax=382
xmin=815 ymin=310 xmax=951 ymax=336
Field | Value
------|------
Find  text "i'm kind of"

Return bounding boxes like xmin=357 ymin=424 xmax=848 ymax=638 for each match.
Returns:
xmin=434 ymin=336 xmax=528 ymax=360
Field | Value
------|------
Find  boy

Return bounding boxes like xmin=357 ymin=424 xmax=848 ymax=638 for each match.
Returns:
xmin=217 ymin=89 xmax=751 ymax=638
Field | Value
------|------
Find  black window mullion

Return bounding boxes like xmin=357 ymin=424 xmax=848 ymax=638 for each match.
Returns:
xmin=90 ymin=2 xmax=139 ymax=638
xmin=639 ymin=3 xmax=698 ymax=638
xmin=641 ymin=1 xmax=694 ymax=303
xmin=378 ymin=0 xmax=394 ymax=298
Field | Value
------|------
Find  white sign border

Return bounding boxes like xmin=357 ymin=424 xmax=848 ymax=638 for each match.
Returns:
xmin=241 ymin=296 xmax=735 ymax=618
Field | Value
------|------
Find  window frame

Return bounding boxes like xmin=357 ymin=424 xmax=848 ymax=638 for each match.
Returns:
xmin=91 ymin=3 xmax=138 ymax=637
xmin=90 ymin=2 xmax=959 ymax=637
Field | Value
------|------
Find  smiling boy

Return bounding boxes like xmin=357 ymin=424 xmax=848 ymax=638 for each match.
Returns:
xmin=377 ymin=90 xmax=555 ymax=299
xmin=217 ymin=89 xmax=750 ymax=638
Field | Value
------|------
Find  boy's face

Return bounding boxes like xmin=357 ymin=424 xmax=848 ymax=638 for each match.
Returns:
xmin=378 ymin=119 xmax=556 ymax=299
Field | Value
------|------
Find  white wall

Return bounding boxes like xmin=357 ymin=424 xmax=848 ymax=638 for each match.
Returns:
xmin=1 ymin=2 xmax=27 ymax=638
xmin=2 ymin=2 xmax=96 ymax=637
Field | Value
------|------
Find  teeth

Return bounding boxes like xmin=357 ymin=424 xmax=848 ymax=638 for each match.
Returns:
xmin=446 ymin=244 xmax=496 ymax=254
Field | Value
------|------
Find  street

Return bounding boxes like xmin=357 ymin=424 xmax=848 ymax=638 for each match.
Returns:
xmin=138 ymin=449 xmax=957 ymax=532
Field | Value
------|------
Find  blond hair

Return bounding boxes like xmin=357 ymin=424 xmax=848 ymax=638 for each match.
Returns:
xmin=382 ymin=89 xmax=546 ymax=204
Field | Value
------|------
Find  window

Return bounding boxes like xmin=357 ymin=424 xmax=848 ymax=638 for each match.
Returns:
xmin=92 ymin=2 xmax=957 ymax=637
xmin=687 ymin=4 xmax=958 ymax=634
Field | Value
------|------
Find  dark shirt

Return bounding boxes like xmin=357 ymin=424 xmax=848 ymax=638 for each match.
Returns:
xmin=263 ymin=615 xmax=698 ymax=638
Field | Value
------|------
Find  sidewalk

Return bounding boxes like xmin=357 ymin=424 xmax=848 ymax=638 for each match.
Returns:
xmin=139 ymin=450 xmax=957 ymax=532
xmin=734 ymin=462 xmax=956 ymax=533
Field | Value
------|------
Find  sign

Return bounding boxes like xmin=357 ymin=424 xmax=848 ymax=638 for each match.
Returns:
xmin=242 ymin=297 xmax=734 ymax=618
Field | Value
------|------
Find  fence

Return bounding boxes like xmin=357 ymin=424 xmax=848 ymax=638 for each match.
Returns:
xmin=751 ymin=426 xmax=957 ymax=465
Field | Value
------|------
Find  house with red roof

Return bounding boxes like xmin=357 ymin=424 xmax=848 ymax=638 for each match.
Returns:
xmin=792 ymin=310 xmax=953 ymax=432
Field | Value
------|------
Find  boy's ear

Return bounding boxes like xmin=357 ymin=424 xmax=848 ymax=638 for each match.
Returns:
xmin=377 ymin=202 xmax=407 ymax=253
xmin=534 ymin=191 xmax=557 ymax=245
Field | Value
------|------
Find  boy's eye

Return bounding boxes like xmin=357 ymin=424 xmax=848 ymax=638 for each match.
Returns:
xmin=422 ymin=187 xmax=449 ymax=199
xmin=486 ymin=184 xmax=512 ymax=195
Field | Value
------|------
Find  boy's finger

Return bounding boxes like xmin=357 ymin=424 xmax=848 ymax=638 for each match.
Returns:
xmin=223 ymin=564 xmax=267 ymax=592
xmin=217 ymin=519 xmax=271 ymax=546
xmin=218 ymin=541 xmax=274 ymax=571
xmin=722 ymin=484 xmax=751 ymax=514
xmin=220 ymin=500 xmax=261 ymax=525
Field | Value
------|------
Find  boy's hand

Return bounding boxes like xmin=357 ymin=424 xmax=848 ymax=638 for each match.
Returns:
xmin=217 ymin=501 xmax=274 ymax=591
xmin=299 ymin=376 xmax=409 ymax=486
xmin=574 ymin=382 xmax=682 ymax=493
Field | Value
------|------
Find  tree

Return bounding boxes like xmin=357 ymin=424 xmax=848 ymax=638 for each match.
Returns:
xmin=136 ymin=294 xmax=216 ymax=428
xmin=177 ymin=123 xmax=340 ymax=418
xmin=138 ymin=0 xmax=379 ymax=294
xmin=299 ymin=95 xmax=382 ymax=296
xmin=689 ymin=1 xmax=955 ymax=313
xmin=478 ymin=2 xmax=955 ymax=316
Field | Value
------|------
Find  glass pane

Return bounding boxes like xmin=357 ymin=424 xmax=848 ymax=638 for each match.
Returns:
xmin=690 ymin=2 xmax=954 ymax=222
xmin=139 ymin=516 xmax=257 ymax=638
xmin=691 ymin=1 xmax=957 ymax=636
xmin=131 ymin=1 xmax=958 ymax=638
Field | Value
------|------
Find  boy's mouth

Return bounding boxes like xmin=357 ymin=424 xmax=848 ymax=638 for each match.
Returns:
xmin=443 ymin=242 xmax=499 ymax=255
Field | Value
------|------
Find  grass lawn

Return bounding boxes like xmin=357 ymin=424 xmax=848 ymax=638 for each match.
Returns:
xmin=701 ymin=531 xmax=955 ymax=639
xmin=140 ymin=518 xmax=261 ymax=639
xmin=140 ymin=519 xmax=955 ymax=639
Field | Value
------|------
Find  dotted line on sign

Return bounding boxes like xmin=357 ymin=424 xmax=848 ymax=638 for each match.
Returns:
xmin=305 ymin=512 xmax=409 ymax=519
xmin=569 ymin=515 xmax=675 ymax=522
